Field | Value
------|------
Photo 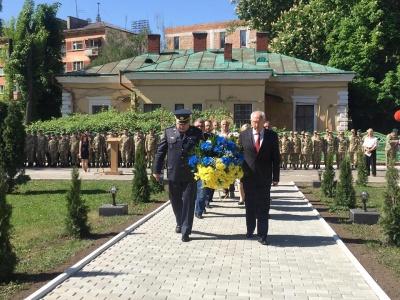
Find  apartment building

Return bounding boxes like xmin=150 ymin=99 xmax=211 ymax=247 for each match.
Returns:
xmin=164 ymin=20 xmax=258 ymax=50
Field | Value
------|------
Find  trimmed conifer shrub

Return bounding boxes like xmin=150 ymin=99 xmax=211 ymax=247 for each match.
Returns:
xmin=356 ymin=149 xmax=368 ymax=187
xmin=132 ymin=150 xmax=150 ymax=203
xmin=0 ymin=167 xmax=17 ymax=282
xmin=380 ymin=159 xmax=400 ymax=246
xmin=321 ymin=153 xmax=336 ymax=197
xmin=149 ymin=173 xmax=164 ymax=194
xmin=334 ymin=156 xmax=356 ymax=208
xmin=65 ymin=167 xmax=90 ymax=238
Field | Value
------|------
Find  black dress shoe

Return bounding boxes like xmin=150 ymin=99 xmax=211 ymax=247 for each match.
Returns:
xmin=195 ymin=213 xmax=203 ymax=219
xmin=246 ymin=232 xmax=254 ymax=238
xmin=181 ymin=234 xmax=190 ymax=242
xmin=206 ymin=204 xmax=212 ymax=208
xmin=258 ymin=237 xmax=268 ymax=245
xmin=175 ymin=226 xmax=181 ymax=233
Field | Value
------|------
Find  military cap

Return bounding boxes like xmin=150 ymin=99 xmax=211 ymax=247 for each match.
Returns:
xmin=357 ymin=129 xmax=362 ymax=133
xmin=313 ymin=130 xmax=317 ymax=134
xmin=301 ymin=131 xmax=305 ymax=134
xmin=174 ymin=109 xmax=192 ymax=124
xmin=393 ymin=128 xmax=398 ymax=133
xmin=351 ymin=129 xmax=355 ymax=132
xmin=305 ymin=132 xmax=310 ymax=136
xmin=289 ymin=131 xmax=293 ymax=134
xmin=283 ymin=132 xmax=287 ymax=136
xmin=328 ymin=130 xmax=332 ymax=133
xmin=294 ymin=131 xmax=298 ymax=135
xmin=316 ymin=132 xmax=321 ymax=135
xmin=325 ymin=128 xmax=329 ymax=132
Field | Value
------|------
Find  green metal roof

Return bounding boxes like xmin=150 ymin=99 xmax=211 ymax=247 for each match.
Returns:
xmin=63 ymin=48 xmax=354 ymax=76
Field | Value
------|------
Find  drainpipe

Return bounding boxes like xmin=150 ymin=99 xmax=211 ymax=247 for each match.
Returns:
xmin=119 ymin=70 xmax=134 ymax=92
xmin=52 ymin=74 xmax=76 ymax=113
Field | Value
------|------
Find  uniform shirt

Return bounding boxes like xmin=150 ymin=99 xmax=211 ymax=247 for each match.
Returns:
xmin=363 ymin=135 xmax=379 ymax=150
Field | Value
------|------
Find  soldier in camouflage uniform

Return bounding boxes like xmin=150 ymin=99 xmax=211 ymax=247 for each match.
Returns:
xmin=48 ymin=133 xmax=59 ymax=167
xmin=25 ymin=130 xmax=36 ymax=167
xmin=325 ymin=130 xmax=338 ymax=168
xmin=145 ymin=129 xmax=159 ymax=168
xmin=290 ymin=131 xmax=301 ymax=170
xmin=301 ymin=132 xmax=313 ymax=169
xmin=288 ymin=131 xmax=294 ymax=169
xmin=385 ymin=128 xmax=399 ymax=166
xmin=280 ymin=132 xmax=291 ymax=170
xmin=313 ymin=132 xmax=323 ymax=169
xmin=58 ymin=133 xmax=70 ymax=167
xmin=69 ymin=131 xmax=80 ymax=167
xmin=120 ymin=129 xmax=133 ymax=168
xmin=35 ymin=130 xmax=47 ymax=167
xmin=134 ymin=130 xmax=146 ymax=166
xmin=348 ymin=129 xmax=359 ymax=169
xmin=93 ymin=132 xmax=106 ymax=167
xmin=336 ymin=131 xmax=348 ymax=169
xmin=106 ymin=130 xmax=115 ymax=167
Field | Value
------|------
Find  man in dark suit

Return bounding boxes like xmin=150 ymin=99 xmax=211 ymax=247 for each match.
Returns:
xmin=153 ymin=109 xmax=204 ymax=242
xmin=239 ymin=111 xmax=280 ymax=245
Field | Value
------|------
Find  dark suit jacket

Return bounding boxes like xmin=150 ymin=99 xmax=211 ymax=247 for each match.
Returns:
xmin=153 ymin=125 xmax=204 ymax=182
xmin=239 ymin=128 xmax=280 ymax=184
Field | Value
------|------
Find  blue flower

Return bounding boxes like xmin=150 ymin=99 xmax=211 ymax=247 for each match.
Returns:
xmin=226 ymin=141 xmax=236 ymax=151
xmin=189 ymin=156 xmax=199 ymax=167
xmin=213 ymin=145 xmax=224 ymax=153
xmin=236 ymin=153 xmax=245 ymax=164
xmin=221 ymin=156 xmax=233 ymax=167
xmin=201 ymin=142 xmax=212 ymax=151
xmin=202 ymin=157 xmax=213 ymax=166
xmin=216 ymin=136 xmax=227 ymax=145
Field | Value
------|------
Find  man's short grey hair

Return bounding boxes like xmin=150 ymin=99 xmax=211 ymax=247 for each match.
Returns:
xmin=194 ymin=118 xmax=205 ymax=124
xmin=250 ymin=111 xmax=266 ymax=120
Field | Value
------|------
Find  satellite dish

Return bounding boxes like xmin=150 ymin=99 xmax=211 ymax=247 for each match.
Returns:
xmin=86 ymin=18 xmax=92 ymax=23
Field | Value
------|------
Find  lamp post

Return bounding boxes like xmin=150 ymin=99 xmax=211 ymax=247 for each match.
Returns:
xmin=109 ymin=186 xmax=118 ymax=206
xmin=361 ymin=191 xmax=369 ymax=212
xmin=317 ymin=168 xmax=323 ymax=181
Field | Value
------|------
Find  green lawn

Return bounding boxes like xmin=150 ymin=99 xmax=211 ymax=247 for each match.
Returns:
xmin=0 ymin=180 xmax=167 ymax=300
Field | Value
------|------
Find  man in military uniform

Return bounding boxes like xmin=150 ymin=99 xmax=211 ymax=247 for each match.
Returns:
xmin=348 ymin=129 xmax=359 ymax=169
xmin=336 ymin=131 xmax=348 ymax=169
xmin=133 ymin=130 xmax=146 ymax=167
xmin=25 ymin=130 xmax=36 ymax=167
xmin=36 ymin=130 xmax=47 ymax=167
xmin=313 ymin=132 xmax=323 ymax=169
xmin=291 ymin=131 xmax=301 ymax=170
xmin=120 ymin=129 xmax=133 ymax=168
xmin=48 ymin=133 xmax=59 ymax=167
xmin=385 ymin=128 xmax=399 ymax=166
xmin=280 ymin=132 xmax=291 ymax=170
xmin=153 ymin=109 xmax=204 ymax=242
xmin=93 ymin=131 xmax=106 ymax=168
xmin=301 ymin=132 xmax=313 ymax=169
xmin=325 ymin=130 xmax=338 ymax=168
xmin=288 ymin=131 xmax=294 ymax=169
xmin=70 ymin=131 xmax=80 ymax=167
xmin=58 ymin=133 xmax=70 ymax=167
xmin=106 ymin=130 xmax=115 ymax=167
xmin=145 ymin=129 xmax=159 ymax=168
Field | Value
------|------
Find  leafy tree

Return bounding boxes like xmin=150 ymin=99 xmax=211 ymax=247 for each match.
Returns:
xmin=321 ymin=153 xmax=336 ymax=197
xmin=356 ymin=149 xmax=368 ymax=186
xmin=132 ymin=150 xmax=150 ymax=203
xmin=334 ymin=156 xmax=356 ymax=208
xmin=1 ymin=101 xmax=25 ymax=193
xmin=65 ymin=166 xmax=90 ymax=238
xmin=5 ymin=0 xmax=64 ymax=124
xmin=0 ymin=167 xmax=17 ymax=282
xmin=380 ymin=159 xmax=400 ymax=246
xmin=87 ymin=28 xmax=150 ymax=68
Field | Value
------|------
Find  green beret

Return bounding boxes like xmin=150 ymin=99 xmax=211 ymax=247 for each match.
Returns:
xmin=393 ymin=128 xmax=398 ymax=133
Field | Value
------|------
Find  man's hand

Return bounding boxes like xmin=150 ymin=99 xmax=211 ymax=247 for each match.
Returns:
xmin=272 ymin=181 xmax=279 ymax=186
xmin=153 ymin=173 xmax=160 ymax=182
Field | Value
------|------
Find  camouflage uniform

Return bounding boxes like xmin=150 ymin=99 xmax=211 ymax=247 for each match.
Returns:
xmin=93 ymin=133 xmax=106 ymax=167
xmin=134 ymin=133 xmax=146 ymax=165
xmin=290 ymin=132 xmax=301 ymax=169
xmin=313 ymin=134 xmax=323 ymax=169
xmin=145 ymin=131 xmax=159 ymax=168
xmin=48 ymin=135 xmax=59 ymax=167
xmin=58 ymin=134 xmax=70 ymax=167
xmin=120 ymin=130 xmax=133 ymax=167
xmin=336 ymin=132 xmax=348 ymax=169
xmin=325 ymin=132 xmax=337 ymax=167
xmin=36 ymin=131 xmax=47 ymax=167
xmin=69 ymin=133 xmax=80 ymax=167
xmin=280 ymin=133 xmax=291 ymax=170
xmin=25 ymin=131 xmax=36 ymax=167
xmin=348 ymin=130 xmax=359 ymax=168
xmin=301 ymin=133 xmax=313 ymax=169
xmin=385 ymin=130 xmax=399 ymax=166
xmin=106 ymin=131 xmax=115 ymax=166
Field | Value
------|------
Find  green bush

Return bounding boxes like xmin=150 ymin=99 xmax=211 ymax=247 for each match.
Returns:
xmin=380 ymin=159 xmax=400 ymax=246
xmin=0 ymin=167 xmax=17 ymax=282
xmin=65 ymin=167 xmax=90 ymax=238
xmin=356 ymin=149 xmax=368 ymax=187
xmin=132 ymin=150 xmax=150 ymax=203
xmin=334 ymin=156 xmax=356 ymax=208
xmin=321 ymin=153 xmax=336 ymax=197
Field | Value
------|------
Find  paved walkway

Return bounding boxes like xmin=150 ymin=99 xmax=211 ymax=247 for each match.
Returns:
xmin=25 ymin=177 xmax=390 ymax=300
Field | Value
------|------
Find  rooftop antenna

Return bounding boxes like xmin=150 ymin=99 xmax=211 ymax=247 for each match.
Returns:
xmin=96 ymin=2 xmax=101 ymax=22
xmin=75 ymin=0 xmax=79 ymax=18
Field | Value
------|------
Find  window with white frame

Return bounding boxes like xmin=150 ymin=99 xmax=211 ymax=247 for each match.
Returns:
xmin=73 ymin=61 xmax=84 ymax=71
xmin=292 ymin=95 xmax=319 ymax=132
xmin=88 ymin=97 xmax=112 ymax=115
xmin=72 ymin=41 xmax=83 ymax=50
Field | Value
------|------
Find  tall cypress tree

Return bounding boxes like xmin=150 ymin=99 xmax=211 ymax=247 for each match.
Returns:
xmin=132 ymin=150 xmax=150 ymax=203
xmin=334 ymin=156 xmax=356 ymax=208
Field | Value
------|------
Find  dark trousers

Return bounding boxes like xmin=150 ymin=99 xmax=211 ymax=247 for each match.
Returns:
xmin=168 ymin=180 xmax=197 ymax=236
xmin=243 ymin=177 xmax=271 ymax=238
xmin=365 ymin=150 xmax=377 ymax=176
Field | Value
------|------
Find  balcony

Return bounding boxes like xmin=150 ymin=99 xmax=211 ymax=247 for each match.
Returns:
xmin=84 ymin=47 xmax=99 ymax=57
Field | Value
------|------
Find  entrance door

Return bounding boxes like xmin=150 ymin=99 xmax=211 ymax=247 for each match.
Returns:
xmin=296 ymin=105 xmax=314 ymax=132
